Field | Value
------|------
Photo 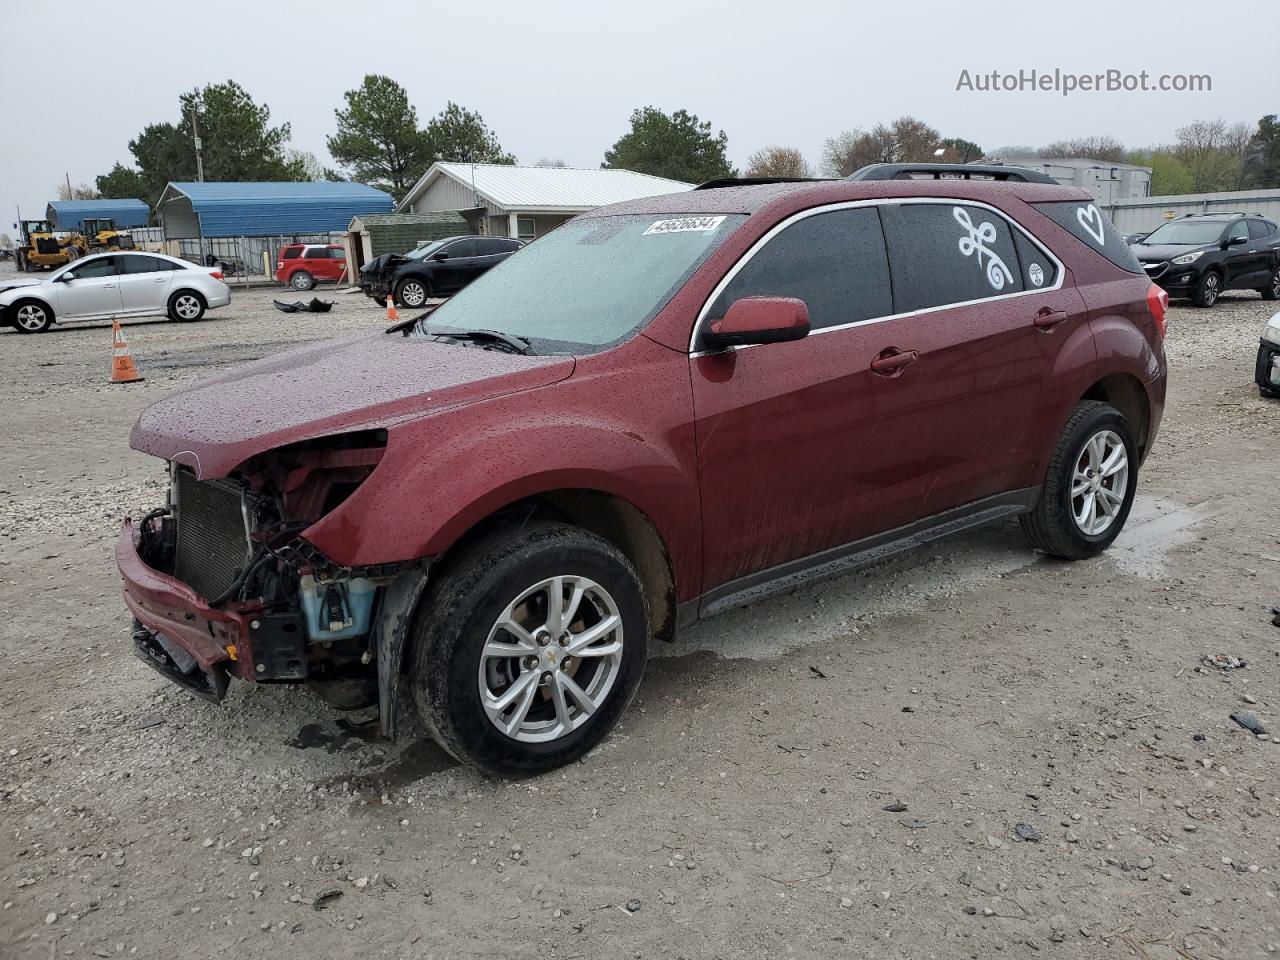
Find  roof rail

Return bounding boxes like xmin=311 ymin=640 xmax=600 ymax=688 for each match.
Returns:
xmin=1175 ymin=211 xmax=1259 ymax=219
xmin=846 ymin=162 xmax=1059 ymax=185
xmin=693 ymin=176 xmax=832 ymax=190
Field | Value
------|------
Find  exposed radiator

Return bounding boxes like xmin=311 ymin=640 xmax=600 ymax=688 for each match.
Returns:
xmin=173 ymin=469 xmax=251 ymax=601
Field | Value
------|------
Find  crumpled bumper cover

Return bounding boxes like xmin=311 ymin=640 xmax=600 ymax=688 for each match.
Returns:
xmin=116 ymin=519 xmax=261 ymax=694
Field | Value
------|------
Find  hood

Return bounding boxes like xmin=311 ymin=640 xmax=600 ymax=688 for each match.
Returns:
xmin=360 ymin=253 xmax=409 ymax=277
xmin=0 ymin=276 xmax=47 ymax=299
xmin=130 ymin=330 xmax=575 ymax=478
xmin=1131 ymin=243 xmax=1213 ymax=263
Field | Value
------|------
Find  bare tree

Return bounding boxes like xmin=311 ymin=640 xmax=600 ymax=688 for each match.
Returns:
xmin=534 ymin=157 xmax=568 ymax=167
xmin=1175 ymin=118 xmax=1254 ymax=191
xmin=1039 ymin=136 xmax=1127 ymax=162
xmin=822 ymin=116 xmax=942 ymax=176
xmin=745 ymin=146 xmax=813 ymax=178
xmin=55 ymin=181 xmax=99 ymax=201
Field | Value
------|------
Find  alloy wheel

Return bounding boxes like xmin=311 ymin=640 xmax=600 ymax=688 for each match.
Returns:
xmin=400 ymin=282 xmax=426 ymax=307
xmin=1203 ymin=274 xmax=1219 ymax=306
xmin=1071 ymin=429 xmax=1129 ymax=536
xmin=16 ymin=304 xmax=48 ymax=331
xmin=175 ymin=295 xmax=201 ymax=319
xmin=478 ymin=575 xmax=624 ymax=743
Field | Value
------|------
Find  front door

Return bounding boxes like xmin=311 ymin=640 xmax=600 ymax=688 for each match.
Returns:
xmin=1223 ymin=220 xmax=1258 ymax=288
xmin=56 ymin=255 xmax=122 ymax=318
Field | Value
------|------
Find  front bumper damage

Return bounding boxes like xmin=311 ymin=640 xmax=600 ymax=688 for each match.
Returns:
xmin=117 ymin=512 xmax=427 ymax=737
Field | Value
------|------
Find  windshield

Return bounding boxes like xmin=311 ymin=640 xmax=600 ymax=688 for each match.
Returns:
xmin=1140 ymin=222 xmax=1226 ymax=246
xmin=413 ymin=214 xmax=743 ymax=353
xmin=406 ymin=240 xmax=448 ymax=261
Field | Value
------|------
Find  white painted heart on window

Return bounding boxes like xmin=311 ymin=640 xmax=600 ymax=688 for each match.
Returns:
xmin=1076 ymin=204 xmax=1106 ymax=247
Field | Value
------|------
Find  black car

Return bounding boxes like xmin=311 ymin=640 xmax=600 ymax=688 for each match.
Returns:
xmin=358 ymin=236 xmax=523 ymax=308
xmin=1131 ymin=213 xmax=1280 ymax=308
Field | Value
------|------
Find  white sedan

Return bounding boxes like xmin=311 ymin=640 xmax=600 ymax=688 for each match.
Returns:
xmin=0 ymin=252 xmax=231 ymax=334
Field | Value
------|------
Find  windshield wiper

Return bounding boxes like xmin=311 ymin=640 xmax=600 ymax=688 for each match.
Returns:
xmin=429 ymin=328 xmax=535 ymax=355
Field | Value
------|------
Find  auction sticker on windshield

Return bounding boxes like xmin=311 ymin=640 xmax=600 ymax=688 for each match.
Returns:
xmin=643 ymin=216 xmax=727 ymax=236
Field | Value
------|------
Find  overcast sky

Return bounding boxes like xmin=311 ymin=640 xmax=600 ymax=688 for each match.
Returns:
xmin=2 ymin=0 xmax=1276 ymax=226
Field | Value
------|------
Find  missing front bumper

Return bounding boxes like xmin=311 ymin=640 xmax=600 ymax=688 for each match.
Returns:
xmin=132 ymin=620 xmax=229 ymax=703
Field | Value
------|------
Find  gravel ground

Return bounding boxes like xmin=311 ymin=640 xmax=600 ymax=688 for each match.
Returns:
xmin=1 ymin=263 xmax=1278 ymax=959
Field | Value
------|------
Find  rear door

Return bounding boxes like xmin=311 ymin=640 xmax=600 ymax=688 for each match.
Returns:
xmin=117 ymin=254 xmax=178 ymax=313
xmin=56 ymin=255 xmax=123 ymax=318
xmin=1223 ymin=220 xmax=1255 ymax=287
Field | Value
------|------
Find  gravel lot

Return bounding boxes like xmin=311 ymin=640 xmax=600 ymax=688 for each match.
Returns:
xmin=1 ymin=264 xmax=1278 ymax=959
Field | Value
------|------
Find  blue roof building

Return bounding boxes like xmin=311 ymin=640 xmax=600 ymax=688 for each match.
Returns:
xmin=157 ymin=181 xmax=394 ymax=239
xmin=47 ymin=198 xmax=150 ymax=231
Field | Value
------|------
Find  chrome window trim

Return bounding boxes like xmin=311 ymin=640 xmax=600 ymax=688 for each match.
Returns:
xmin=687 ymin=196 xmax=1067 ymax=356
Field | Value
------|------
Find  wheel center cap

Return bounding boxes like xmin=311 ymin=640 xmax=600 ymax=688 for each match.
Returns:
xmin=1090 ymin=476 xmax=1102 ymax=492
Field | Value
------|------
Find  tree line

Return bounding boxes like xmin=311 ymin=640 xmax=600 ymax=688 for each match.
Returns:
xmin=79 ymin=78 xmax=1280 ymax=214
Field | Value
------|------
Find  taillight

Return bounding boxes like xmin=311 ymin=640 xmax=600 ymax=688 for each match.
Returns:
xmin=276 ymin=261 xmax=283 ymax=269
xmin=210 ymin=270 xmax=224 ymax=280
xmin=1145 ymin=284 xmax=1168 ymax=339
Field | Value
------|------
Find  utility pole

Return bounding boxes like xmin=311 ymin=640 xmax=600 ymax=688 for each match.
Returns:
xmin=65 ymin=171 xmax=73 ymax=199
xmin=193 ymin=110 xmax=205 ymax=183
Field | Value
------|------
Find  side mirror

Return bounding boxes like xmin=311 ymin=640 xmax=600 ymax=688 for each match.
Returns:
xmin=1226 ymin=234 xmax=1248 ymax=247
xmin=431 ymin=251 xmax=449 ymax=261
xmin=704 ymin=297 xmax=810 ymax=349
xmin=59 ymin=272 xmax=75 ymax=282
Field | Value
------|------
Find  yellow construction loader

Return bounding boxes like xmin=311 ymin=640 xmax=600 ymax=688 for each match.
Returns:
xmin=14 ymin=220 xmax=82 ymax=272
xmin=82 ymin=218 xmax=135 ymax=252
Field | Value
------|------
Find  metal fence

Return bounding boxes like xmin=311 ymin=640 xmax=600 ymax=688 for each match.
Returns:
xmin=127 ymin=231 xmax=348 ymax=286
xmin=1102 ymin=188 xmax=1280 ymax=234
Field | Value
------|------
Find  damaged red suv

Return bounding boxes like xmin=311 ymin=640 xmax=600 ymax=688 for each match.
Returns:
xmin=119 ymin=164 xmax=1167 ymax=776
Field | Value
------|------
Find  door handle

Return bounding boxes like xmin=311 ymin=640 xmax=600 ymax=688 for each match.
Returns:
xmin=870 ymin=348 xmax=919 ymax=375
xmin=1033 ymin=308 xmax=1068 ymax=329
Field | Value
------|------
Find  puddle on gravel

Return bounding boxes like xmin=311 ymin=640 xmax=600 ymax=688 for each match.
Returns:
xmin=659 ymin=494 xmax=1219 ymax=662
xmin=287 ymin=717 xmax=383 ymax=753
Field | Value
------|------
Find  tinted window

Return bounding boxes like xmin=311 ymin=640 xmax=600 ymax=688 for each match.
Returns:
xmin=476 ymin=238 xmax=508 ymax=256
xmin=444 ymin=239 xmax=477 ymax=258
xmin=881 ymin=203 xmax=1024 ymax=313
xmin=118 ymin=255 xmax=169 ymax=274
xmin=1013 ymin=230 xmax=1059 ymax=290
xmin=1248 ymin=220 xmax=1271 ymax=241
xmin=1228 ymin=221 xmax=1249 ymax=243
xmin=1034 ymin=201 xmax=1144 ymax=273
xmin=281 ymin=246 xmax=302 ymax=260
xmin=707 ymin=208 xmax=891 ymax=337
xmin=71 ymin=256 xmax=117 ymax=279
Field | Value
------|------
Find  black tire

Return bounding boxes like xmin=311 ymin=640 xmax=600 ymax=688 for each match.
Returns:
xmin=167 ymin=290 xmax=206 ymax=322
xmin=1192 ymin=269 xmax=1222 ymax=308
xmin=1019 ymin=400 xmax=1139 ymax=560
xmin=1259 ymin=267 xmax=1280 ymax=301
xmin=394 ymin=277 xmax=430 ymax=309
xmin=410 ymin=522 xmax=649 ymax=777
xmin=290 ymin=270 xmax=315 ymax=291
xmin=11 ymin=299 xmax=54 ymax=333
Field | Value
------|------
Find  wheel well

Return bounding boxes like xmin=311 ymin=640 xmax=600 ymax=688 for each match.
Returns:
xmin=1082 ymin=374 xmax=1150 ymax=459
xmin=436 ymin=490 xmax=677 ymax=642
xmin=170 ymin=288 xmax=207 ymax=305
xmin=10 ymin=297 xmax=54 ymax=322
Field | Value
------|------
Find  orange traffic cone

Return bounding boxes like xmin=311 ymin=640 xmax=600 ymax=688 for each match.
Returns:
xmin=385 ymin=294 xmax=399 ymax=323
xmin=110 ymin=319 xmax=144 ymax=384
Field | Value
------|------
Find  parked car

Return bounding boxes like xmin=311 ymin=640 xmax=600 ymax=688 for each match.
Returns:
xmin=1130 ymin=213 xmax=1280 ymax=307
xmin=119 ymin=165 xmax=1167 ymax=776
xmin=275 ymin=243 xmax=348 ymax=291
xmin=1124 ymin=230 xmax=1152 ymax=245
xmin=1 ymin=252 xmax=230 ymax=334
xmin=1257 ymin=311 xmax=1280 ymax=398
xmin=358 ymin=236 xmax=522 ymax=307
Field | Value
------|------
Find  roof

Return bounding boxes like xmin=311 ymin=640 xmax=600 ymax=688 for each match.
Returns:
xmin=47 ymin=198 xmax=149 ymax=230
xmin=582 ymin=178 xmax=1092 ymax=220
xmin=398 ymin=162 xmax=691 ymax=213
xmin=158 ymin=181 xmax=394 ymax=238
xmin=349 ymin=211 xmax=467 ymax=228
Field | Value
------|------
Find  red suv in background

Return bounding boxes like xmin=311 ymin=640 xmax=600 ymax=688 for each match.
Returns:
xmin=119 ymin=164 xmax=1167 ymax=777
xmin=275 ymin=243 xmax=348 ymax=291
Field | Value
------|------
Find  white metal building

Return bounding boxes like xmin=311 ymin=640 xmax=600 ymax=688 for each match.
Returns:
xmin=1101 ymin=188 xmax=1280 ymax=234
xmin=992 ymin=157 xmax=1152 ymax=203
xmin=396 ymin=163 xmax=692 ymax=241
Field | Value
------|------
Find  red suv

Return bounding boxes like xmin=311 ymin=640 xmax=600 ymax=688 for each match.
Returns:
xmin=275 ymin=243 xmax=348 ymax=291
xmin=119 ymin=164 xmax=1167 ymax=776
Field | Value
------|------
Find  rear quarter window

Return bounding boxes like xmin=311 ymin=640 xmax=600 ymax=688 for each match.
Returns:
xmin=880 ymin=203 xmax=1025 ymax=313
xmin=1033 ymin=201 xmax=1143 ymax=274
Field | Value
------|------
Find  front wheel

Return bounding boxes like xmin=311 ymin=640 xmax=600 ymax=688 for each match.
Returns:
xmin=1019 ymin=401 xmax=1138 ymax=559
xmin=1192 ymin=270 xmax=1221 ymax=308
xmin=411 ymin=523 xmax=649 ymax=777
xmin=395 ymin=277 xmax=429 ymax=308
xmin=12 ymin=300 xmax=53 ymax=333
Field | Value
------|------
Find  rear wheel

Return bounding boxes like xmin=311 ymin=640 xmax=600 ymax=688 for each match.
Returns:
xmin=395 ymin=277 xmax=429 ymax=308
xmin=12 ymin=300 xmax=53 ymax=333
xmin=290 ymin=270 xmax=315 ymax=291
xmin=1192 ymin=270 xmax=1221 ymax=308
xmin=168 ymin=290 xmax=206 ymax=322
xmin=1019 ymin=401 xmax=1138 ymax=559
xmin=1259 ymin=267 xmax=1280 ymax=301
xmin=411 ymin=523 xmax=648 ymax=777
